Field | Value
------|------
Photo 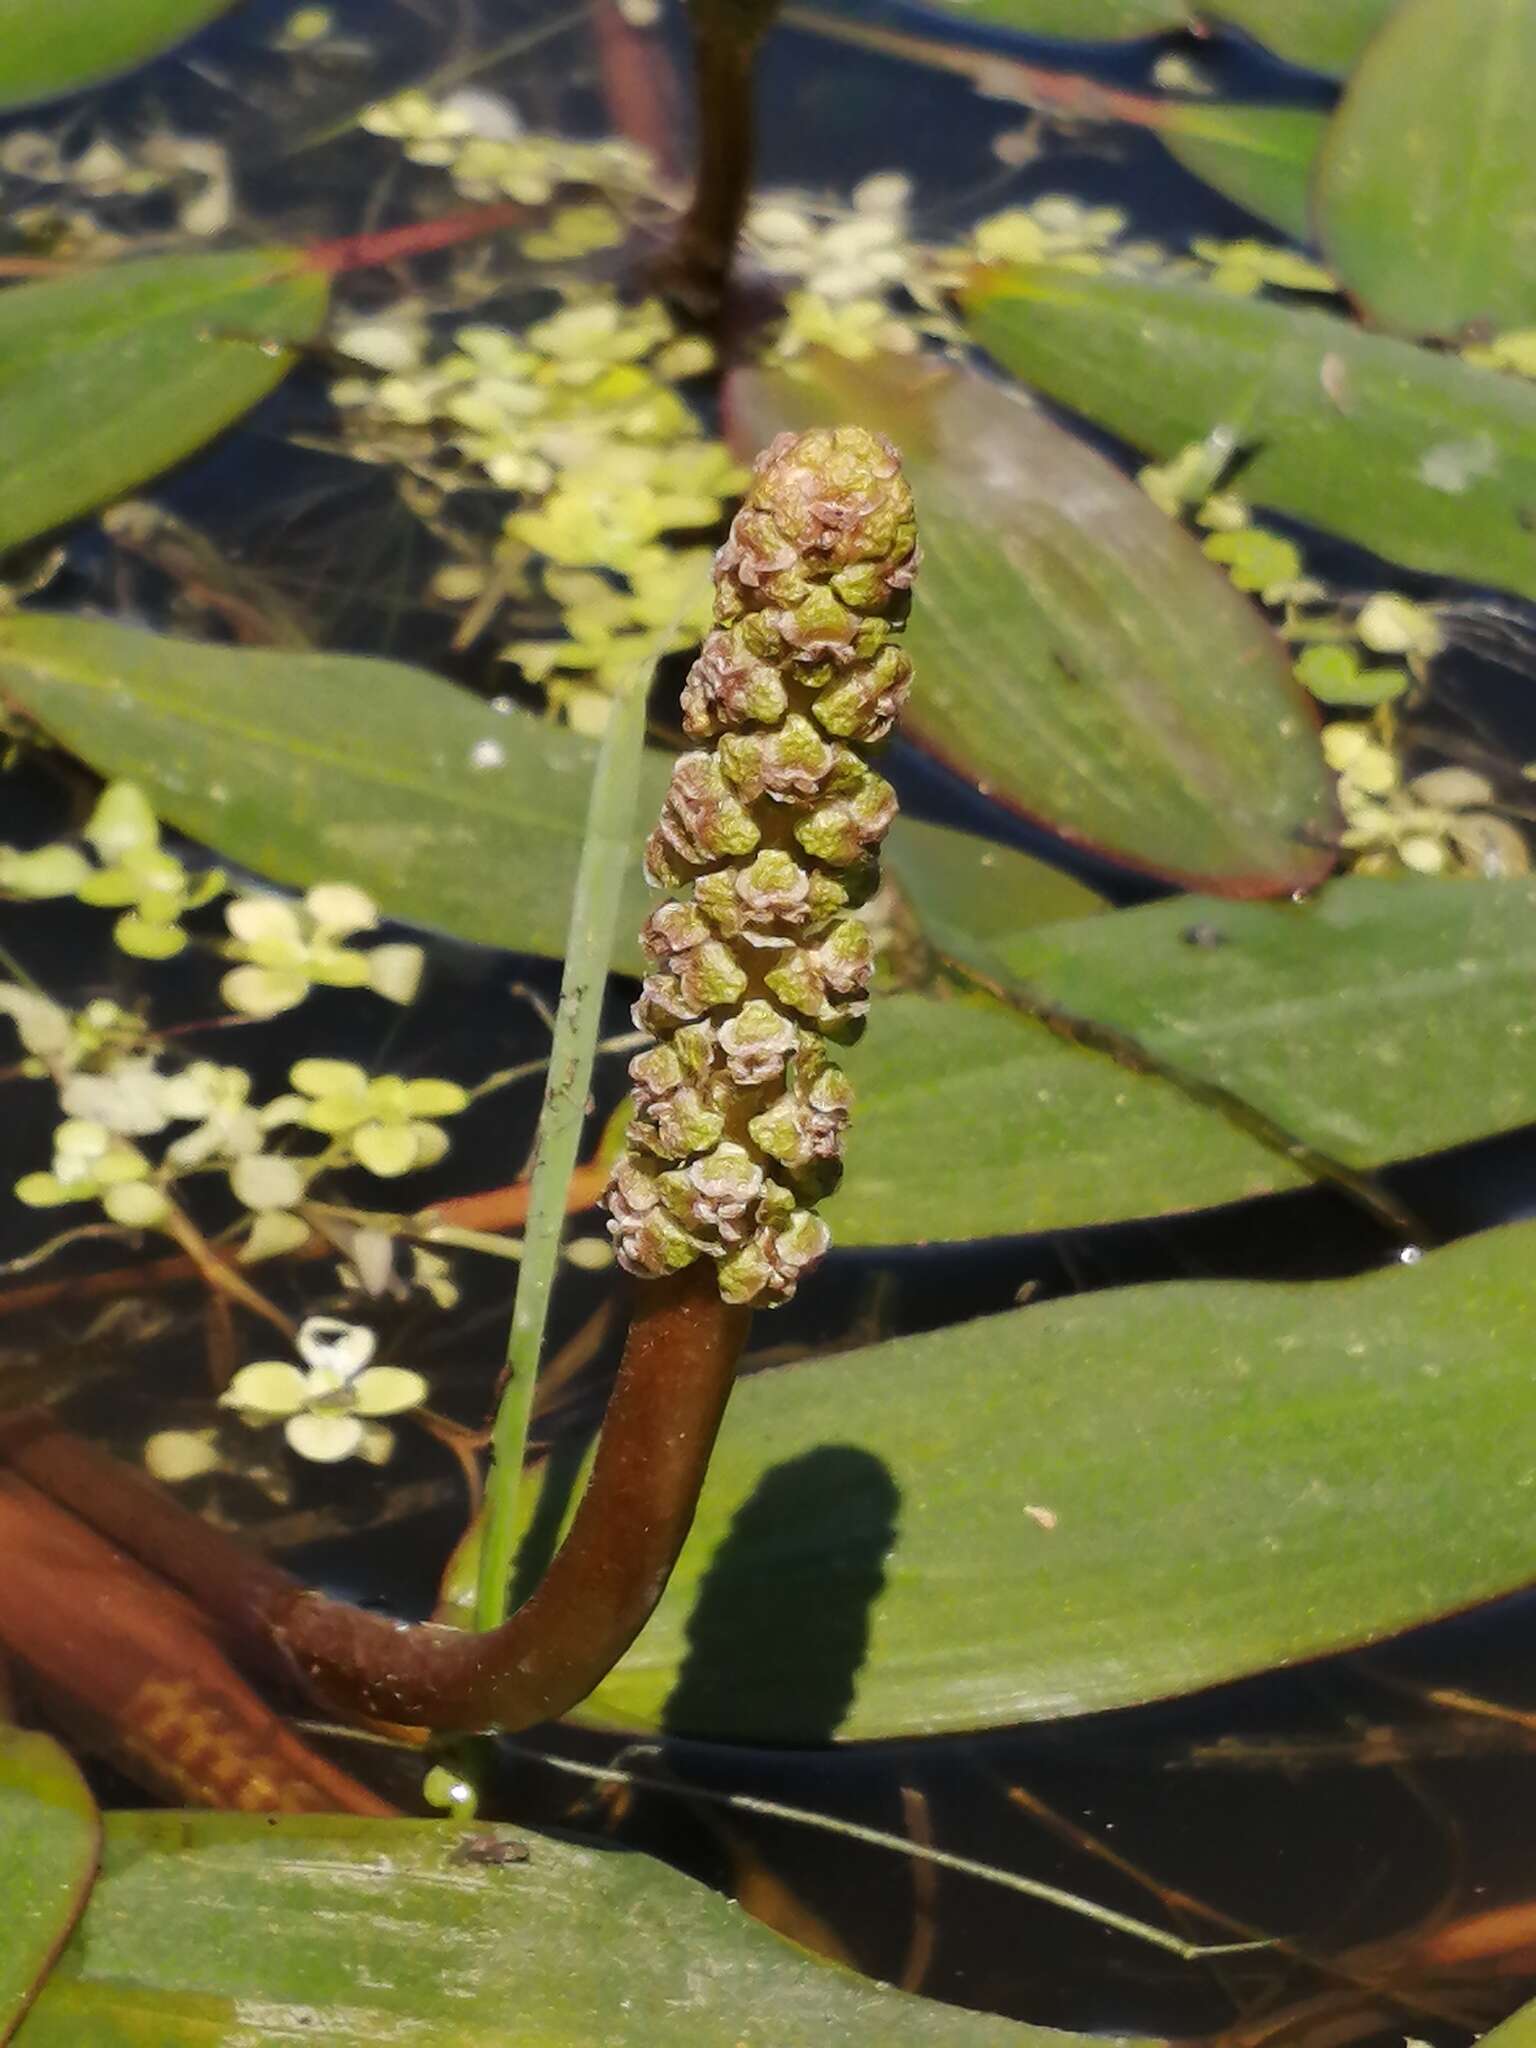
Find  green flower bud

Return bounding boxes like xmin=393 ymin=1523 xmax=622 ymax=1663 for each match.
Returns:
xmin=608 ymin=426 xmax=917 ymax=1305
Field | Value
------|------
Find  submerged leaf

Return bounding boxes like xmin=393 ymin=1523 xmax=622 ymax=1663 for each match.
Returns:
xmin=733 ymin=353 xmax=1335 ymax=897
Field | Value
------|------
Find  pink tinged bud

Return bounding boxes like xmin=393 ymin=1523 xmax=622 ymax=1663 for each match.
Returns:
xmin=606 ymin=1155 xmax=704 ymax=1277
xmin=631 ymin=1085 xmax=726 ymax=1161
xmin=641 ymin=900 xmax=713 ymax=963
xmin=794 ymin=766 xmax=899 ymax=867
xmin=748 ymin=1063 xmax=852 ymax=1173
xmin=764 ymin=584 xmax=863 ymax=663
xmin=629 ymin=1040 xmax=687 ymax=1104
xmin=717 ymin=1206 xmax=832 ymax=1305
xmin=681 ymin=630 xmax=790 ymax=739
xmin=632 ymin=971 xmax=704 ymax=1036
xmin=673 ymin=937 xmax=749 ymax=1012
xmin=718 ymin=714 xmax=837 ymax=805
xmin=716 ymin=999 xmax=799 ymax=1086
xmin=647 ymin=753 xmax=760 ymax=881
xmin=811 ymin=647 xmax=912 ymax=744
xmin=660 ymin=1141 xmax=766 ymax=1247
xmin=764 ymin=918 xmax=874 ymax=1026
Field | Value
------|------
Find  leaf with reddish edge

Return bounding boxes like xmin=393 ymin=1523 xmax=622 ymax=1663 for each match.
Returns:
xmin=1313 ymin=0 xmax=1536 ymax=340
xmin=731 ymin=352 xmax=1336 ymax=898
xmin=0 ymin=1727 xmax=99 ymax=2043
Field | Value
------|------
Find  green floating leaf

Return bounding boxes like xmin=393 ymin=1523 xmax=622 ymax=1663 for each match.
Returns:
xmin=576 ymin=1222 xmax=1536 ymax=1741
xmin=1204 ymin=0 xmax=1396 ymax=75
xmin=902 ymin=0 xmax=1188 ymax=39
xmin=1153 ymin=102 xmax=1325 ymax=241
xmin=887 ymin=815 xmax=1107 ymax=955
xmin=841 ymin=874 xmax=1536 ymax=1245
xmin=891 ymin=0 xmax=1390 ymax=73
xmin=0 ymin=251 xmax=328 ymax=559
xmin=734 ymin=353 xmax=1335 ymax=897
xmin=0 ymin=0 xmax=237 ymax=110
xmin=1314 ymin=0 xmax=1536 ymax=339
xmin=0 ymin=1728 xmax=99 ymax=2043
xmin=0 ymin=610 xmax=1022 ymax=978
xmin=962 ymin=261 xmax=1536 ymax=603
xmin=18 ymin=1811 xmax=1072 ymax=2046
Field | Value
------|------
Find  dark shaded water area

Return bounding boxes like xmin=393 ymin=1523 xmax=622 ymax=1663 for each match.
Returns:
xmin=6 ymin=1 xmax=1536 ymax=2040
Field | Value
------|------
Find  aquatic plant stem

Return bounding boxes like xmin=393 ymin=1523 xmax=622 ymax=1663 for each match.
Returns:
xmin=667 ymin=29 xmax=759 ymax=317
xmin=476 ymin=663 xmax=655 ymax=1633
xmin=0 ymin=1264 xmax=749 ymax=1733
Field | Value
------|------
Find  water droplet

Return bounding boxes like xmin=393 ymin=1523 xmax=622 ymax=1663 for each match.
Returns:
xmin=469 ymin=737 xmax=505 ymax=772
xmin=1398 ymin=1244 xmax=1423 ymax=1265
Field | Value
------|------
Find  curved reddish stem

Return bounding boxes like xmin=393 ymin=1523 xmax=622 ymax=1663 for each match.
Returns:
xmin=1 ymin=1265 xmax=749 ymax=1735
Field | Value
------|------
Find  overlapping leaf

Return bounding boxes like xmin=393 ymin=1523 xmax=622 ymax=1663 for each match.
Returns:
xmin=0 ymin=252 xmax=328 ymax=558
xmin=962 ymin=261 xmax=1536 ymax=602
xmin=843 ymin=871 xmax=1536 ymax=1243
xmin=1314 ymin=0 xmax=1536 ymax=338
xmin=0 ymin=1731 xmax=98 ymax=2044
xmin=562 ymin=1223 xmax=1536 ymax=1739
xmin=889 ymin=0 xmax=1393 ymax=73
xmin=17 ymin=1812 xmax=1063 ymax=2045
xmin=0 ymin=612 xmax=1080 ymax=983
xmin=733 ymin=354 xmax=1335 ymax=897
xmin=0 ymin=0 xmax=237 ymax=109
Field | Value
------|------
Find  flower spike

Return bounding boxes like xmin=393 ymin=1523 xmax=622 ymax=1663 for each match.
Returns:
xmin=607 ymin=425 xmax=918 ymax=1305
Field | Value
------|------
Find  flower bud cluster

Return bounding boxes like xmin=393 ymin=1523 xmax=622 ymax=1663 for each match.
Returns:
xmin=607 ymin=426 xmax=917 ymax=1305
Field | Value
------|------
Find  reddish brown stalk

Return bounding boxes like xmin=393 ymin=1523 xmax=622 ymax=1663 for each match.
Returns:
xmin=591 ymin=0 xmax=686 ymax=179
xmin=272 ymin=1264 xmax=749 ymax=1727
xmin=661 ymin=26 xmax=760 ymax=319
xmin=0 ymin=1264 xmax=749 ymax=1735
xmin=301 ymin=201 xmax=531 ymax=276
xmin=0 ymin=1474 xmax=394 ymax=1814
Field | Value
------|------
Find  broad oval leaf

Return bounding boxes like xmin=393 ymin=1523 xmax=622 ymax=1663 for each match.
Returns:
xmin=0 ymin=1728 xmax=99 ymax=2042
xmin=844 ymin=872 xmax=1536 ymax=1244
xmin=962 ymin=261 xmax=1536 ymax=603
xmin=569 ymin=1223 xmax=1536 ymax=1740
xmin=733 ymin=354 xmax=1336 ymax=897
xmin=1314 ymin=0 xmax=1536 ymax=339
xmin=18 ymin=1811 xmax=1069 ymax=2046
xmin=0 ymin=0 xmax=238 ymax=110
xmin=0 ymin=251 xmax=328 ymax=558
xmin=0 ymin=610 xmax=1033 ymax=978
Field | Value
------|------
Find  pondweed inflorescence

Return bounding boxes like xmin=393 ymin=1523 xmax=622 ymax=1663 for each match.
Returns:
xmin=606 ymin=426 xmax=918 ymax=1306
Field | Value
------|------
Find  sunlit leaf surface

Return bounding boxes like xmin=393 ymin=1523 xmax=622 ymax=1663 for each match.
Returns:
xmin=0 ymin=252 xmax=328 ymax=558
xmin=963 ymin=262 xmax=1536 ymax=603
xmin=0 ymin=0 xmax=237 ymax=110
xmin=17 ymin=1812 xmax=1072 ymax=2045
xmin=886 ymin=0 xmax=1392 ymax=72
xmin=1154 ymin=102 xmax=1324 ymax=240
xmin=847 ymin=873 xmax=1536 ymax=1240
xmin=0 ymin=611 xmax=1056 ymax=982
xmin=568 ymin=1224 xmax=1536 ymax=1739
xmin=1314 ymin=0 xmax=1536 ymax=338
xmin=734 ymin=353 xmax=1335 ymax=897
xmin=0 ymin=1729 xmax=99 ymax=2042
